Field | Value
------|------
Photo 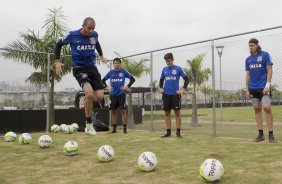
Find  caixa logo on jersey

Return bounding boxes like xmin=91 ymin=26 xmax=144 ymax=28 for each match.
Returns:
xmin=249 ymin=63 xmax=262 ymax=69
xmin=165 ymin=76 xmax=176 ymax=80
xmin=111 ymin=79 xmax=123 ymax=82
xmin=257 ymin=56 xmax=262 ymax=62
xmin=77 ymin=45 xmax=95 ymax=50
xmin=90 ymin=37 xmax=96 ymax=44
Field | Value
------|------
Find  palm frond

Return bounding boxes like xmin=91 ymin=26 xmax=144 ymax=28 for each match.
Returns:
xmin=0 ymin=7 xmax=71 ymax=86
xmin=26 ymin=72 xmax=48 ymax=85
xmin=184 ymin=53 xmax=210 ymax=86
xmin=114 ymin=52 xmax=150 ymax=78
xmin=42 ymin=7 xmax=68 ymax=42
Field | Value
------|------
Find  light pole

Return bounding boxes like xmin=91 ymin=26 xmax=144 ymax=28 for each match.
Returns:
xmin=216 ymin=46 xmax=224 ymax=121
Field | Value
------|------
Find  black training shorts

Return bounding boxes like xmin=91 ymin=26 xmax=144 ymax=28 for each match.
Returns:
xmin=249 ymin=88 xmax=272 ymax=100
xmin=110 ymin=93 xmax=127 ymax=110
xmin=73 ymin=66 xmax=104 ymax=90
xmin=162 ymin=94 xmax=181 ymax=111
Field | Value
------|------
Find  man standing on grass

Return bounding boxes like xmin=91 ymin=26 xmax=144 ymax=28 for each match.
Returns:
xmin=102 ymin=58 xmax=135 ymax=134
xmin=159 ymin=53 xmax=189 ymax=138
xmin=245 ymin=38 xmax=276 ymax=143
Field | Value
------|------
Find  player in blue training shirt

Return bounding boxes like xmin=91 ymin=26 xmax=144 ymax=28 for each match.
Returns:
xmin=54 ymin=17 xmax=108 ymax=136
xmin=102 ymin=58 xmax=135 ymax=134
xmin=159 ymin=53 xmax=189 ymax=138
xmin=245 ymin=38 xmax=276 ymax=143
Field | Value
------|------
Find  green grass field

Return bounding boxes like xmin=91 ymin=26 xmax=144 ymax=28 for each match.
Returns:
xmin=139 ymin=106 xmax=282 ymax=140
xmin=143 ymin=106 xmax=282 ymax=122
xmin=1 ymin=130 xmax=281 ymax=184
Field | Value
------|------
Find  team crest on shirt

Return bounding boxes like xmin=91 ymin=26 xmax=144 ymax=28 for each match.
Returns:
xmin=257 ymin=56 xmax=262 ymax=62
xmin=119 ymin=73 xmax=123 ymax=77
xmin=172 ymin=69 xmax=177 ymax=75
xmin=90 ymin=37 xmax=95 ymax=44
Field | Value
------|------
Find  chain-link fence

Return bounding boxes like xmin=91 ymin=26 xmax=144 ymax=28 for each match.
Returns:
xmin=1 ymin=26 xmax=282 ymax=139
xmin=129 ymin=26 xmax=282 ymax=140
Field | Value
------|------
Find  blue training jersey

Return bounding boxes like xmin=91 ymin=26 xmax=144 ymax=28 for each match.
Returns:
xmin=103 ymin=69 xmax=132 ymax=96
xmin=60 ymin=29 xmax=98 ymax=67
xmin=160 ymin=65 xmax=187 ymax=95
xmin=245 ymin=51 xmax=273 ymax=89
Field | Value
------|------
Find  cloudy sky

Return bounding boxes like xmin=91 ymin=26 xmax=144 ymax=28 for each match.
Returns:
xmin=0 ymin=0 xmax=282 ymax=90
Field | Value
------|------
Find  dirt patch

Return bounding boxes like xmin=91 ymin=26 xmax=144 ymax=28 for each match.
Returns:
xmin=207 ymin=153 xmax=224 ymax=159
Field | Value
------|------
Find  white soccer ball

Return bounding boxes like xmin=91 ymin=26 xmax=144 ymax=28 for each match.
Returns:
xmin=138 ymin=152 xmax=158 ymax=172
xmin=200 ymin=158 xmax=224 ymax=182
xmin=38 ymin=135 xmax=52 ymax=148
xmin=97 ymin=145 xmax=115 ymax=162
xmin=59 ymin=124 xmax=67 ymax=132
xmin=51 ymin=124 xmax=60 ymax=133
xmin=4 ymin=131 xmax=17 ymax=142
xmin=71 ymin=123 xmax=79 ymax=131
xmin=18 ymin=133 xmax=32 ymax=144
xmin=63 ymin=125 xmax=73 ymax=134
xmin=63 ymin=141 xmax=79 ymax=156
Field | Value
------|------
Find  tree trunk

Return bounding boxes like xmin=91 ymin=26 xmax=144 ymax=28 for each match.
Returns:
xmin=191 ymin=84 xmax=199 ymax=126
xmin=204 ymin=94 xmax=207 ymax=108
xmin=127 ymin=88 xmax=134 ymax=129
xmin=153 ymin=91 xmax=156 ymax=110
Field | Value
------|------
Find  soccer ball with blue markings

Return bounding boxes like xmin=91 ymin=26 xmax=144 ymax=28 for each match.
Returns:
xmin=18 ymin=133 xmax=32 ymax=144
xmin=63 ymin=125 xmax=73 ymax=134
xmin=63 ymin=141 xmax=79 ymax=156
xmin=59 ymin=124 xmax=67 ymax=132
xmin=4 ymin=131 xmax=17 ymax=142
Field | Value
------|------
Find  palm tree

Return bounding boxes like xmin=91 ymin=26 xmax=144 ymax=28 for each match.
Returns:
xmin=184 ymin=54 xmax=211 ymax=126
xmin=115 ymin=52 xmax=150 ymax=128
xmin=224 ymin=93 xmax=239 ymax=107
xmin=236 ymin=88 xmax=247 ymax=106
xmin=199 ymin=84 xmax=212 ymax=107
xmin=1 ymin=7 xmax=71 ymax=129
xmin=269 ymin=84 xmax=281 ymax=105
xmin=270 ymin=84 xmax=279 ymax=98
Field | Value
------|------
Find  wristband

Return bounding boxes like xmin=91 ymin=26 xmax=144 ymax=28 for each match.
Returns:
xmin=265 ymin=82 xmax=271 ymax=88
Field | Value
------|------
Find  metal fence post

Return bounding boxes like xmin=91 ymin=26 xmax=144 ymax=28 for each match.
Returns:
xmin=211 ymin=40 xmax=217 ymax=136
xmin=150 ymin=52 xmax=154 ymax=132
xmin=46 ymin=53 xmax=50 ymax=132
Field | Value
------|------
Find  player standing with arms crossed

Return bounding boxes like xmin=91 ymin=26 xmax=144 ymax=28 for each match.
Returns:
xmin=55 ymin=17 xmax=107 ymax=135
xmin=159 ymin=53 xmax=189 ymax=138
xmin=245 ymin=38 xmax=277 ymax=143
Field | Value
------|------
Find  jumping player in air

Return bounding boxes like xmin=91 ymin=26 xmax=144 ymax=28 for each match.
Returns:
xmin=245 ymin=38 xmax=276 ymax=143
xmin=159 ymin=53 xmax=189 ymax=138
xmin=55 ymin=17 xmax=107 ymax=136
xmin=102 ymin=58 xmax=135 ymax=134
